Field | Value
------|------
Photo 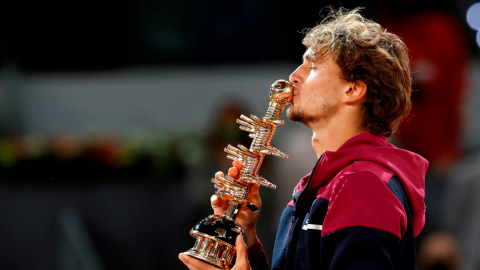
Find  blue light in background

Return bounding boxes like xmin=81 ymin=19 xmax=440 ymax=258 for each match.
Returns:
xmin=477 ymin=31 xmax=480 ymax=48
xmin=467 ymin=2 xmax=480 ymax=47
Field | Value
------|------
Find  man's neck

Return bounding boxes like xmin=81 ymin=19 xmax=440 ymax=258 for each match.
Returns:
xmin=309 ymin=116 xmax=368 ymax=158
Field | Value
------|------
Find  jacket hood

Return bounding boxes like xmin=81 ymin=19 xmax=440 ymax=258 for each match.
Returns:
xmin=294 ymin=132 xmax=428 ymax=237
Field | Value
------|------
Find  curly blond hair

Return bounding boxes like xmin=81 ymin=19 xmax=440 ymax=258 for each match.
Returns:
xmin=303 ymin=7 xmax=411 ymax=138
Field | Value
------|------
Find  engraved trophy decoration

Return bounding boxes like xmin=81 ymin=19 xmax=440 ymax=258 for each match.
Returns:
xmin=184 ymin=80 xmax=293 ymax=269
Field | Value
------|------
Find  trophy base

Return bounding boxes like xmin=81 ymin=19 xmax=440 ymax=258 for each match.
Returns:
xmin=186 ymin=230 xmax=236 ymax=269
xmin=185 ymin=215 xmax=242 ymax=269
xmin=184 ymin=249 xmax=226 ymax=269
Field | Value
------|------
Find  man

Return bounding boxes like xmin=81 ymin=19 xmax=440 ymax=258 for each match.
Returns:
xmin=180 ymin=7 xmax=427 ymax=270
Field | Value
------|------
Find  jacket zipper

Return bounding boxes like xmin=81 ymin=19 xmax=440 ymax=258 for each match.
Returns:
xmin=292 ymin=152 xmax=324 ymax=219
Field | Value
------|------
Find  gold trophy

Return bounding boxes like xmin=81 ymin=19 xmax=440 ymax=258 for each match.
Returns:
xmin=184 ymin=80 xmax=293 ymax=269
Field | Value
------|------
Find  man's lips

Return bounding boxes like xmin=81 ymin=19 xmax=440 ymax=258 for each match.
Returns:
xmin=292 ymin=86 xmax=298 ymax=104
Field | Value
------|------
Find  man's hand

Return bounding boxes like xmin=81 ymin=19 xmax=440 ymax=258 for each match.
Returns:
xmin=179 ymin=235 xmax=252 ymax=270
xmin=211 ymin=160 xmax=262 ymax=248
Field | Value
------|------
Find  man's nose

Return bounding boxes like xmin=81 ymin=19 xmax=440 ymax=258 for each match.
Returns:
xmin=289 ymin=66 xmax=302 ymax=85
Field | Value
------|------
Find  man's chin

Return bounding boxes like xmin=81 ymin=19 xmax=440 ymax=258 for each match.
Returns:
xmin=287 ymin=106 xmax=317 ymax=127
xmin=286 ymin=106 xmax=295 ymax=121
xmin=287 ymin=107 xmax=305 ymax=123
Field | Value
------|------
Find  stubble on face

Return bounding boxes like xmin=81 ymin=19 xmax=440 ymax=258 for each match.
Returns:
xmin=287 ymin=98 xmax=339 ymax=127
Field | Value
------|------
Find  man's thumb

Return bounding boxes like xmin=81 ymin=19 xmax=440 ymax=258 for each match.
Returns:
xmin=236 ymin=234 xmax=248 ymax=255
xmin=233 ymin=235 xmax=251 ymax=270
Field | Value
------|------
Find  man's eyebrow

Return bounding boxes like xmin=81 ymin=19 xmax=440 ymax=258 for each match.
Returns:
xmin=303 ymin=53 xmax=315 ymax=62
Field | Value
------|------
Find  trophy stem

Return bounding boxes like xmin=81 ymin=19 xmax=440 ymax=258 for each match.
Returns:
xmin=264 ymin=101 xmax=283 ymax=121
xmin=224 ymin=201 xmax=242 ymax=220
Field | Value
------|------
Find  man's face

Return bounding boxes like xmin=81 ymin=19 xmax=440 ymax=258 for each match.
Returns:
xmin=287 ymin=49 xmax=350 ymax=127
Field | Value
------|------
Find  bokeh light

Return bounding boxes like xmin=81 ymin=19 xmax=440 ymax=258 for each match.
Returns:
xmin=477 ymin=31 xmax=480 ymax=48
xmin=467 ymin=2 xmax=480 ymax=30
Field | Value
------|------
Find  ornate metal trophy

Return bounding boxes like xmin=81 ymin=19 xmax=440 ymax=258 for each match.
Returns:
xmin=184 ymin=80 xmax=293 ymax=269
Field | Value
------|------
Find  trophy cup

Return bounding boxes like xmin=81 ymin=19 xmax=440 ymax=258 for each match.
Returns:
xmin=184 ymin=80 xmax=293 ymax=269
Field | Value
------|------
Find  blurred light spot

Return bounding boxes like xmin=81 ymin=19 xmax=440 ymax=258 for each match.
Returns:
xmin=467 ymin=3 xmax=480 ymax=30
xmin=412 ymin=58 xmax=437 ymax=83
xmin=477 ymin=31 xmax=480 ymax=48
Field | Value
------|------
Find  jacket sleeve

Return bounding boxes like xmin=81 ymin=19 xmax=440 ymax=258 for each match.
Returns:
xmin=247 ymin=237 xmax=269 ymax=270
xmin=319 ymin=171 xmax=407 ymax=269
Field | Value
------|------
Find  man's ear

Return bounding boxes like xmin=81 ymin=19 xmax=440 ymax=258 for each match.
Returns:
xmin=343 ymin=80 xmax=367 ymax=104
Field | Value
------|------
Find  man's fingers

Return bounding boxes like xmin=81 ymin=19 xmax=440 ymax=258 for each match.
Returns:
xmin=210 ymin=195 xmax=219 ymax=205
xmin=179 ymin=253 xmax=218 ymax=270
xmin=179 ymin=253 xmax=196 ymax=270
xmin=232 ymin=235 xmax=251 ymax=270
xmin=211 ymin=195 xmax=228 ymax=216
xmin=233 ymin=160 xmax=244 ymax=170
xmin=236 ymin=235 xmax=248 ymax=255
xmin=229 ymin=160 xmax=244 ymax=179
xmin=211 ymin=195 xmax=227 ymax=207
xmin=245 ymin=184 xmax=262 ymax=210
xmin=248 ymin=183 xmax=260 ymax=196
xmin=228 ymin=167 xmax=239 ymax=178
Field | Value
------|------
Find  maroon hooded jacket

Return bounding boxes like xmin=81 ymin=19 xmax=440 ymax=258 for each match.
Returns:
xmin=248 ymin=132 xmax=428 ymax=269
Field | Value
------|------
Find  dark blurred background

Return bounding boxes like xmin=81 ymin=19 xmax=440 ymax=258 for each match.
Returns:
xmin=0 ymin=0 xmax=480 ymax=269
